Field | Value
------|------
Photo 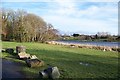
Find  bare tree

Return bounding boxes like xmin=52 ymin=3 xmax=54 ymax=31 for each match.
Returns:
xmin=1 ymin=8 xmax=60 ymax=42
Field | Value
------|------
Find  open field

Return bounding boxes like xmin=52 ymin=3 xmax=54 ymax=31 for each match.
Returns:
xmin=1 ymin=41 xmax=119 ymax=78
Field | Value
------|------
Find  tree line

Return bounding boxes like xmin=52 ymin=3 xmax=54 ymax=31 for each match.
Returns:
xmin=61 ymin=32 xmax=120 ymax=42
xmin=1 ymin=8 xmax=59 ymax=42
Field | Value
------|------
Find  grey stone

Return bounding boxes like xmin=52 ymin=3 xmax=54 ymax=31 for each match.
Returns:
xmin=16 ymin=46 xmax=26 ymax=54
xmin=5 ymin=48 xmax=14 ymax=54
xmin=39 ymin=66 xmax=60 ymax=79
xmin=26 ymin=59 xmax=44 ymax=67
xmin=18 ymin=52 xmax=30 ymax=59
xmin=30 ymin=55 xmax=38 ymax=59
xmin=51 ymin=67 xmax=60 ymax=79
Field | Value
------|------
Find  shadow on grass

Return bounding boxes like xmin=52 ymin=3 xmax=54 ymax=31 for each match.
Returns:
xmin=2 ymin=48 xmax=118 ymax=78
xmin=26 ymin=49 xmax=118 ymax=78
xmin=27 ymin=49 xmax=118 ymax=64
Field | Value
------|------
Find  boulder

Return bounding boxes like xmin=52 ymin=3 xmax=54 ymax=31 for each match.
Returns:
xmin=18 ymin=52 xmax=30 ymax=59
xmin=51 ymin=67 xmax=60 ymax=79
xmin=112 ymin=47 xmax=118 ymax=52
xmin=5 ymin=48 xmax=14 ymax=54
xmin=99 ymin=46 xmax=104 ymax=50
xmin=39 ymin=67 xmax=60 ymax=79
xmin=103 ymin=47 xmax=112 ymax=51
xmin=30 ymin=55 xmax=38 ymax=59
xmin=78 ymin=45 xmax=83 ymax=48
xmin=16 ymin=46 xmax=26 ymax=54
xmin=26 ymin=59 xmax=44 ymax=67
xmin=103 ymin=48 xmax=106 ymax=52
xmin=117 ymin=48 xmax=120 ymax=52
xmin=70 ymin=44 xmax=75 ymax=47
xmin=45 ymin=41 xmax=52 ymax=44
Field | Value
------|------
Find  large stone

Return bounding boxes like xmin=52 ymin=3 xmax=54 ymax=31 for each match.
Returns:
xmin=117 ymin=48 xmax=120 ymax=52
xmin=30 ymin=55 xmax=38 ymax=59
xmin=16 ymin=46 xmax=26 ymax=53
xmin=39 ymin=67 xmax=60 ymax=79
xmin=51 ymin=67 xmax=60 ymax=79
xmin=5 ymin=48 xmax=14 ymax=54
xmin=26 ymin=59 xmax=44 ymax=67
xmin=18 ymin=52 xmax=30 ymax=59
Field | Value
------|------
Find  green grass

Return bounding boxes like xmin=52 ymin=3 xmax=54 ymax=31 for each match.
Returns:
xmin=1 ymin=41 xmax=119 ymax=78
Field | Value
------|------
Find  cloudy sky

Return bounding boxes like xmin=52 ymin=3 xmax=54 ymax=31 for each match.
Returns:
xmin=1 ymin=0 xmax=119 ymax=35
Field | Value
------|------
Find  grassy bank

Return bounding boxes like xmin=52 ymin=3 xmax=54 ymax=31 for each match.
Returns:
xmin=1 ymin=41 xmax=119 ymax=78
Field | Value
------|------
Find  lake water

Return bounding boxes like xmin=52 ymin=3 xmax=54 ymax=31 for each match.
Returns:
xmin=56 ymin=40 xmax=119 ymax=47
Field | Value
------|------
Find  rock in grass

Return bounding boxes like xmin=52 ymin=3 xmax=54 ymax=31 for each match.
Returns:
xmin=16 ymin=46 xmax=26 ymax=54
xmin=112 ymin=47 xmax=120 ymax=52
xmin=112 ymin=47 xmax=118 ymax=52
xmin=26 ymin=59 xmax=44 ymax=67
xmin=117 ymin=48 xmax=120 ymax=52
xmin=30 ymin=55 xmax=38 ymax=59
xmin=39 ymin=67 xmax=60 ymax=79
xmin=51 ymin=67 xmax=60 ymax=79
xmin=18 ymin=52 xmax=30 ymax=59
xmin=5 ymin=48 xmax=14 ymax=54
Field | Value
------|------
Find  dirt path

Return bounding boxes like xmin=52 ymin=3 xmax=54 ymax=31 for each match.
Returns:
xmin=2 ymin=58 xmax=26 ymax=78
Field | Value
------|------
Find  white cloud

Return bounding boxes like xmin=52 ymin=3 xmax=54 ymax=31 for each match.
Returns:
xmin=33 ymin=2 xmax=118 ymax=35
xmin=43 ymin=15 xmax=118 ymax=35
xmin=46 ymin=1 xmax=117 ymax=20
xmin=47 ymin=0 xmax=77 ymax=16
xmin=76 ymin=3 xmax=118 ymax=19
xmin=2 ymin=1 xmax=118 ymax=35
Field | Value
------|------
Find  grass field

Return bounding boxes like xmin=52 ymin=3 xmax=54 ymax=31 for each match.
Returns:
xmin=1 ymin=41 xmax=119 ymax=78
